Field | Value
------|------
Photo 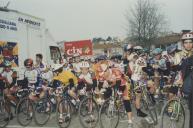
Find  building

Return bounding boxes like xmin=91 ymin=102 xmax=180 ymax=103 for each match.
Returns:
xmin=151 ymin=30 xmax=193 ymax=50
xmin=123 ymin=30 xmax=193 ymax=50
xmin=151 ymin=33 xmax=181 ymax=49
xmin=93 ymin=43 xmax=123 ymax=57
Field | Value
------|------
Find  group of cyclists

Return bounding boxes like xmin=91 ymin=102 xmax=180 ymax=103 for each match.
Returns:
xmin=0 ymin=32 xmax=193 ymax=128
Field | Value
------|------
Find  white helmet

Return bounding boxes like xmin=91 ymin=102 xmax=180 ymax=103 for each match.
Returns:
xmin=52 ymin=64 xmax=63 ymax=72
xmin=181 ymin=33 xmax=193 ymax=40
xmin=134 ymin=45 xmax=143 ymax=50
xmin=80 ymin=61 xmax=90 ymax=68
xmin=126 ymin=44 xmax=133 ymax=50
xmin=90 ymin=58 xmax=95 ymax=62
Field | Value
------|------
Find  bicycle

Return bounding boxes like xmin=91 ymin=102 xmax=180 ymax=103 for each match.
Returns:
xmin=16 ymin=85 xmax=52 ymax=126
xmin=0 ymin=88 xmax=10 ymax=128
xmin=160 ymin=86 xmax=186 ymax=128
xmin=78 ymin=85 xmax=99 ymax=128
xmin=133 ymin=81 xmax=158 ymax=125
xmin=99 ymin=87 xmax=123 ymax=128
xmin=0 ymin=82 xmax=29 ymax=128
xmin=56 ymin=85 xmax=75 ymax=128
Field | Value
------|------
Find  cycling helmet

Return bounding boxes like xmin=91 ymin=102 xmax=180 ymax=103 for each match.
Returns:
xmin=111 ymin=55 xmax=122 ymax=61
xmin=143 ymin=48 xmax=149 ymax=53
xmin=80 ymin=61 xmax=90 ymax=68
xmin=181 ymin=33 xmax=193 ymax=41
xmin=4 ymin=60 xmax=11 ymax=67
xmin=126 ymin=44 xmax=133 ymax=51
xmin=97 ymin=55 xmax=107 ymax=61
xmin=90 ymin=58 xmax=95 ymax=62
xmin=24 ymin=58 xmax=33 ymax=68
xmin=152 ymin=48 xmax=162 ymax=56
xmin=133 ymin=45 xmax=143 ymax=50
xmin=52 ymin=64 xmax=63 ymax=72
xmin=167 ymin=44 xmax=177 ymax=54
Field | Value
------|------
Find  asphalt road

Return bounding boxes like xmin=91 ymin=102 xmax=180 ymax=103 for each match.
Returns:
xmin=4 ymin=102 xmax=190 ymax=128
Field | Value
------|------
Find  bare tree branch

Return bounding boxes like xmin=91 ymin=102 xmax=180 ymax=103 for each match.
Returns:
xmin=126 ymin=0 xmax=169 ymax=48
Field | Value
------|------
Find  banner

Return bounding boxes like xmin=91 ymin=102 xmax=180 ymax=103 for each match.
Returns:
xmin=0 ymin=41 xmax=19 ymax=67
xmin=65 ymin=40 xmax=93 ymax=57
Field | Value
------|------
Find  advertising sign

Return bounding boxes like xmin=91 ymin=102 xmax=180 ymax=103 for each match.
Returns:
xmin=65 ymin=40 xmax=92 ymax=57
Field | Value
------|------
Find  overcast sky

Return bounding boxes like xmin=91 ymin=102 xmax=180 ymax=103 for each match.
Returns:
xmin=0 ymin=0 xmax=193 ymax=41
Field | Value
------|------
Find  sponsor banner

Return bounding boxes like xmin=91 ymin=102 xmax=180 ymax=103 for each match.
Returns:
xmin=65 ymin=40 xmax=92 ymax=57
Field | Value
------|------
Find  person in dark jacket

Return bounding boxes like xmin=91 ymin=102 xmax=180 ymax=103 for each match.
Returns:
xmin=179 ymin=33 xmax=193 ymax=128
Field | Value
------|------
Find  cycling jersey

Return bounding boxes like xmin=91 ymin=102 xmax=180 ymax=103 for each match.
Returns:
xmin=1 ymin=70 xmax=13 ymax=84
xmin=79 ymin=73 xmax=93 ymax=84
xmin=73 ymin=62 xmax=81 ymax=73
xmin=53 ymin=70 xmax=78 ymax=86
xmin=174 ymin=50 xmax=193 ymax=65
xmin=25 ymin=69 xmax=38 ymax=84
xmin=131 ymin=57 xmax=147 ymax=81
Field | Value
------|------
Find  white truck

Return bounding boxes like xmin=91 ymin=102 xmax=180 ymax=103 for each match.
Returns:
xmin=0 ymin=7 xmax=61 ymax=75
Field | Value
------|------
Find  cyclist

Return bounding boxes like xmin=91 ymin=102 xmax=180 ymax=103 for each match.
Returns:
xmin=94 ymin=59 xmax=134 ymax=128
xmin=23 ymin=58 xmax=42 ymax=119
xmin=34 ymin=54 xmax=47 ymax=72
xmin=112 ymin=67 xmax=133 ymax=128
xmin=77 ymin=61 xmax=95 ymax=97
xmin=175 ymin=33 xmax=193 ymax=128
xmin=0 ymin=60 xmax=17 ymax=121
xmin=131 ymin=52 xmax=148 ymax=117
xmin=151 ymin=48 xmax=170 ymax=90
xmin=34 ymin=53 xmax=53 ymax=92
xmin=72 ymin=54 xmax=81 ymax=76
xmin=166 ymin=45 xmax=182 ymax=100
xmin=123 ymin=44 xmax=135 ymax=77
xmin=51 ymin=63 xmax=78 ymax=123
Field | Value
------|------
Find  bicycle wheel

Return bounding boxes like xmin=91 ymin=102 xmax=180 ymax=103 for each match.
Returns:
xmin=34 ymin=97 xmax=52 ymax=126
xmin=143 ymin=93 xmax=158 ymax=125
xmin=160 ymin=99 xmax=185 ymax=128
xmin=16 ymin=98 xmax=33 ymax=126
xmin=56 ymin=98 xmax=72 ymax=128
xmin=141 ymin=98 xmax=149 ymax=111
xmin=99 ymin=98 xmax=119 ymax=128
xmin=148 ymin=106 xmax=158 ymax=125
xmin=79 ymin=97 xmax=99 ymax=128
xmin=155 ymin=99 xmax=164 ymax=116
xmin=0 ymin=99 xmax=10 ymax=128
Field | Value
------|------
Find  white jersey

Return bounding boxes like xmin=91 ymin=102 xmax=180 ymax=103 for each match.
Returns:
xmin=25 ymin=69 xmax=38 ymax=84
xmin=79 ymin=73 xmax=93 ymax=84
xmin=1 ymin=70 xmax=13 ymax=84
xmin=131 ymin=57 xmax=146 ymax=81
xmin=73 ymin=62 xmax=81 ymax=73
xmin=41 ymin=70 xmax=53 ymax=82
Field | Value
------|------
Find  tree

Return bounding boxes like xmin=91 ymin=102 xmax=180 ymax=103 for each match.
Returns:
xmin=92 ymin=37 xmax=105 ymax=43
xmin=126 ymin=0 xmax=168 ymax=48
xmin=106 ymin=36 xmax=112 ymax=41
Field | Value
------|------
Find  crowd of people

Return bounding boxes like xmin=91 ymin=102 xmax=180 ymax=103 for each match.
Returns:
xmin=0 ymin=32 xmax=193 ymax=128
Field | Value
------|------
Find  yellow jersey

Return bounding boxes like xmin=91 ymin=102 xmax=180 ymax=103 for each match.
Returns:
xmin=53 ymin=71 xmax=78 ymax=86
